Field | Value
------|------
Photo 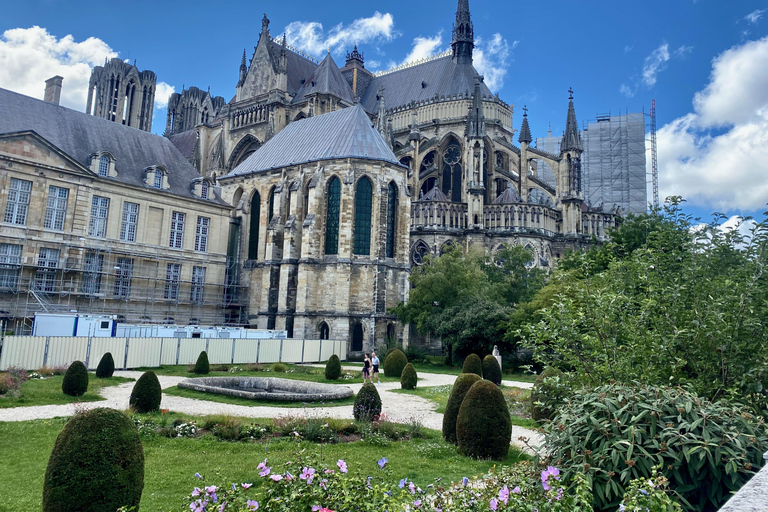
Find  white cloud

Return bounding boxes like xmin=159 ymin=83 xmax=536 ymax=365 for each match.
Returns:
xmin=619 ymin=83 xmax=636 ymax=98
xmin=0 ymin=26 xmax=116 ymax=110
xmin=402 ymin=32 xmax=443 ymax=64
xmin=473 ymin=34 xmax=515 ymax=92
xmin=745 ymin=9 xmax=765 ymax=24
xmin=642 ymin=43 xmax=671 ymax=87
xmin=154 ymin=82 xmax=175 ymax=110
xmin=284 ymin=12 xmax=397 ymax=57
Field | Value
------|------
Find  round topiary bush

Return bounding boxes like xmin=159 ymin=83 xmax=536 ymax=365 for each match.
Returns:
xmin=193 ymin=351 xmax=210 ymax=374
xmin=384 ymin=347 xmax=398 ymax=361
xmin=529 ymin=366 xmax=570 ymax=422
xmin=442 ymin=372 xmax=482 ymax=444
xmin=353 ymin=382 xmax=382 ymax=421
xmin=325 ymin=354 xmax=341 ymax=380
xmin=482 ymin=354 xmax=502 ymax=385
xmin=42 ymin=407 xmax=144 ymax=512
xmin=400 ymin=363 xmax=417 ymax=389
xmin=129 ymin=371 xmax=162 ymax=413
xmin=95 ymin=352 xmax=115 ymax=379
xmin=62 ymin=361 xmax=89 ymax=397
xmin=455 ymin=379 xmax=511 ymax=460
xmin=382 ymin=348 xmax=408 ymax=378
xmin=461 ymin=353 xmax=483 ymax=377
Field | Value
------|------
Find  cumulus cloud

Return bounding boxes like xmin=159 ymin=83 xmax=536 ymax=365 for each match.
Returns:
xmin=284 ymin=12 xmax=397 ymax=57
xmin=402 ymin=32 xmax=444 ymax=64
xmin=0 ymin=26 xmax=116 ymax=110
xmin=473 ymin=34 xmax=516 ymax=92
xmin=621 ymin=42 xmax=692 ymax=97
xmin=745 ymin=9 xmax=765 ymax=24
xmin=153 ymin=82 xmax=175 ymax=110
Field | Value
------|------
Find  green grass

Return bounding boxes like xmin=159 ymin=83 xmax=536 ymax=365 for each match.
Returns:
xmin=163 ymin=385 xmax=356 ymax=408
xmin=0 ymin=415 xmax=528 ymax=511
xmin=0 ymin=375 xmax=134 ymax=408
xmin=343 ymin=360 xmax=537 ymax=383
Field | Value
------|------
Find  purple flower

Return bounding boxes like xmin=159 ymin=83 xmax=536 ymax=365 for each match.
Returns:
xmin=490 ymin=498 xmax=498 ymax=511
xmin=190 ymin=499 xmax=206 ymax=512
xmin=270 ymin=474 xmax=283 ymax=482
xmin=541 ymin=466 xmax=561 ymax=491
xmin=640 ymin=489 xmax=648 ymax=495
xmin=300 ymin=467 xmax=316 ymax=484
xmin=512 ymin=486 xmax=521 ymax=494
xmin=337 ymin=459 xmax=348 ymax=473
xmin=462 ymin=477 xmax=469 ymax=486
xmin=232 ymin=483 xmax=237 ymax=491
xmin=285 ymin=471 xmax=293 ymax=481
xmin=414 ymin=499 xmax=422 ymax=508
xmin=192 ymin=487 xmax=202 ymax=497
xmin=195 ymin=473 xmax=203 ymax=480
xmin=619 ymin=505 xmax=626 ymax=512
xmin=378 ymin=457 xmax=388 ymax=469
xmin=205 ymin=485 xmax=218 ymax=495
xmin=241 ymin=483 xmax=253 ymax=489
xmin=219 ymin=503 xmax=226 ymax=512
xmin=312 ymin=507 xmax=321 ymax=512
xmin=409 ymin=482 xmax=416 ymax=495
xmin=246 ymin=500 xmax=259 ymax=510
xmin=399 ymin=478 xmax=408 ymax=488
xmin=498 ymin=485 xmax=509 ymax=504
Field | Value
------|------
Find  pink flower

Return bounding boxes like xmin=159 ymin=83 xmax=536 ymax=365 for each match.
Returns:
xmin=241 ymin=483 xmax=253 ymax=489
xmin=541 ymin=466 xmax=561 ymax=491
xmin=300 ymin=467 xmax=316 ymax=484
xmin=191 ymin=487 xmax=202 ymax=497
xmin=246 ymin=499 xmax=259 ymax=510
xmin=270 ymin=474 xmax=283 ymax=481
xmin=512 ymin=486 xmax=521 ymax=494
xmin=498 ymin=485 xmax=509 ymax=504
xmin=490 ymin=498 xmax=498 ymax=511
xmin=337 ymin=459 xmax=348 ymax=473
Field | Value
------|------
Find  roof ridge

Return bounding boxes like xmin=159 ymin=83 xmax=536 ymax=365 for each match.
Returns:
xmin=373 ymin=50 xmax=452 ymax=77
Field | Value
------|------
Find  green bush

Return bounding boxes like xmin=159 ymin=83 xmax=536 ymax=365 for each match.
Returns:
xmin=42 ymin=408 xmax=144 ymax=512
xmin=193 ymin=351 xmax=209 ymax=374
xmin=325 ymin=354 xmax=341 ymax=380
xmin=382 ymin=348 xmax=408 ymax=378
xmin=546 ymin=383 xmax=768 ymax=512
xmin=482 ymin=354 xmax=502 ymax=385
xmin=461 ymin=353 xmax=483 ymax=377
xmin=129 ymin=371 xmax=162 ymax=413
xmin=95 ymin=352 xmax=115 ymax=378
xmin=400 ymin=363 xmax=417 ymax=389
xmin=529 ymin=366 xmax=570 ymax=422
xmin=353 ymin=382 xmax=382 ymax=421
xmin=62 ymin=361 xmax=88 ymax=397
xmin=384 ymin=347 xmax=398 ymax=361
xmin=442 ymin=372 xmax=482 ymax=444
xmin=456 ymin=379 xmax=511 ymax=460
xmin=272 ymin=362 xmax=288 ymax=373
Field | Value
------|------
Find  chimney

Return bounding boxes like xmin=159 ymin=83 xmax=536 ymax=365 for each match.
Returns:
xmin=44 ymin=76 xmax=63 ymax=105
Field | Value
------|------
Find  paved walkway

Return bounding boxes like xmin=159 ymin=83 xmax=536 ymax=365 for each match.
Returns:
xmin=0 ymin=368 xmax=543 ymax=453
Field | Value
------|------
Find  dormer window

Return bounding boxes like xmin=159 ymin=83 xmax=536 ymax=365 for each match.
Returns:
xmin=201 ymin=180 xmax=209 ymax=199
xmin=90 ymin=152 xmax=115 ymax=177
xmin=154 ymin=170 xmax=163 ymax=188
xmin=98 ymin=155 xmax=109 ymax=176
xmin=146 ymin=166 xmax=167 ymax=190
xmin=193 ymin=178 xmax=213 ymax=200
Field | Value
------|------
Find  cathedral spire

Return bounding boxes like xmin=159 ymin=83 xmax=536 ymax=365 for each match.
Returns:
xmin=518 ymin=106 xmax=532 ymax=144
xmin=465 ymin=76 xmax=485 ymax=139
xmin=451 ymin=0 xmax=474 ymax=64
xmin=560 ymin=87 xmax=582 ymax=152
xmin=376 ymin=87 xmax=387 ymax=134
xmin=237 ymin=49 xmax=247 ymax=87
xmin=260 ymin=13 xmax=270 ymax=41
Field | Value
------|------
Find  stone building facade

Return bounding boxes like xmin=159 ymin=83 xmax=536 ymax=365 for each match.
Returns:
xmin=86 ymin=58 xmax=157 ymax=132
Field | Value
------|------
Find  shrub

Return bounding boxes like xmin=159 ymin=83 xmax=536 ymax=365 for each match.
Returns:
xmin=0 ymin=374 xmax=11 ymax=395
xmin=384 ymin=347 xmax=398 ymax=361
xmin=193 ymin=351 xmax=210 ymax=374
xmin=404 ymin=346 xmax=430 ymax=364
xmin=442 ymin=372 xmax=482 ymax=444
xmin=211 ymin=417 xmax=244 ymax=441
xmin=325 ymin=354 xmax=342 ymax=380
xmin=455 ymin=379 xmax=511 ymax=460
xmin=353 ymin=382 xmax=382 ymax=421
xmin=461 ymin=353 xmax=483 ymax=377
xmin=272 ymin=362 xmax=288 ymax=373
xmin=529 ymin=366 xmax=570 ymax=422
xmin=95 ymin=352 xmax=115 ymax=378
xmin=62 ymin=361 xmax=88 ymax=397
xmin=129 ymin=371 xmax=162 ymax=413
xmin=42 ymin=408 xmax=144 ymax=512
xmin=546 ymin=383 xmax=768 ymax=512
xmin=400 ymin=363 xmax=417 ymax=389
xmin=211 ymin=364 xmax=230 ymax=372
xmin=482 ymin=354 xmax=502 ymax=385
xmin=382 ymin=348 xmax=407 ymax=378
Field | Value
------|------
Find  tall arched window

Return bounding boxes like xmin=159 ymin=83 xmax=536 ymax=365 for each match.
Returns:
xmin=443 ymin=141 xmax=462 ymax=202
xmin=386 ymin=182 xmax=397 ymax=258
xmin=267 ymin=187 xmax=275 ymax=222
xmin=319 ymin=322 xmax=330 ymax=340
xmin=352 ymin=323 xmax=364 ymax=352
xmin=325 ymin=177 xmax=341 ymax=255
xmin=248 ymin=191 xmax=260 ymax=260
xmin=353 ymin=177 xmax=373 ymax=256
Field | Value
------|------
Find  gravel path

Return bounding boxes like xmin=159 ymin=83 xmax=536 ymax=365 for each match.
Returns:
xmin=0 ymin=368 xmax=543 ymax=453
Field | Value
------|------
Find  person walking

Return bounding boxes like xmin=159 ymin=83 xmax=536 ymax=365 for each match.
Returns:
xmin=371 ymin=351 xmax=381 ymax=384
xmin=363 ymin=353 xmax=372 ymax=383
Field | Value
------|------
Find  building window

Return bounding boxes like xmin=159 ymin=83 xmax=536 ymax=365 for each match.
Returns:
xmin=248 ymin=192 xmax=260 ymax=260
xmin=169 ymin=211 xmax=185 ymax=249
xmin=325 ymin=177 xmax=341 ymax=255
xmin=201 ymin=180 xmax=209 ymax=199
xmin=88 ymin=196 xmax=109 ymax=237
xmin=154 ymin=169 xmax=163 ymax=189
xmin=267 ymin=187 xmax=275 ymax=222
xmin=120 ymin=202 xmax=139 ymax=242
xmin=98 ymin=155 xmax=109 ymax=177
xmin=190 ymin=266 xmax=205 ymax=303
xmin=4 ymin=178 xmax=32 ymax=225
xmin=35 ymin=247 xmax=59 ymax=293
xmin=353 ymin=177 xmax=372 ymax=256
xmin=44 ymin=186 xmax=69 ymax=230
xmin=386 ymin=182 xmax=397 ymax=258
xmin=164 ymin=263 xmax=181 ymax=300
xmin=114 ymin=257 xmax=133 ymax=298
xmin=442 ymin=142 xmax=463 ymax=202
xmin=81 ymin=252 xmax=104 ymax=295
xmin=0 ymin=243 xmax=22 ymax=291
xmin=195 ymin=216 xmax=210 ymax=252
xmin=319 ymin=321 xmax=329 ymax=340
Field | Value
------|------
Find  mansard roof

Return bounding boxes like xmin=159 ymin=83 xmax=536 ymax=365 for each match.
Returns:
xmin=292 ymin=53 xmax=355 ymax=105
xmin=267 ymin=39 xmax=319 ymax=95
xmin=225 ymin=104 xmax=401 ymax=177
xmin=168 ymin=129 xmax=198 ymax=162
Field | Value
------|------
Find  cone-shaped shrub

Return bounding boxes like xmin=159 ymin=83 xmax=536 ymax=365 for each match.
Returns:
xmin=442 ymin=372 xmax=482 ymax=444
xmin=382 ymin=348 xmax=407 ymax=378
xmin=461 ymin=353 xmax=483 ymax=377
xmin=456 ymin=379 xmax=511 ymax=460
xmin=325 ymin=354 xmax=341 ymax=380
xmin=95 ymin=352 xmax=115 ymax=378
xmin=482 ymin=354 xmax=502 ymax=385
xmin=400 ymin=363 xmax=418 ymax=389
xmin=193 ymin=351 xmax=210 ymax=374
xmin=353 ymin=382 xmax=382 ymax=421
xmin=43 ymin=408 xmax=144 ymax=512
xmin=62 ymin=361 xmax=88 ymax=397
xmin=129 ymin=371 xmax=162 ymax=413
xmin=530 ymin=366 xmax=567 ymax=422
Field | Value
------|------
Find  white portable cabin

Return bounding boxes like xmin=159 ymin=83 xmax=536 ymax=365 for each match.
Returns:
xmin=114 ymin=324 xmax=287 ymax=339
xmin=32 ymin=313 xmax=117 ymax=337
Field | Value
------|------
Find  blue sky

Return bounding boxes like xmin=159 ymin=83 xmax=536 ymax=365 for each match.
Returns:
xmin=1 ymin=0 xmax=768 ymax=223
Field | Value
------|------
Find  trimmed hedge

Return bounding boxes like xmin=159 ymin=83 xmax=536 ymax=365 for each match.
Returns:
xmin=482 ymin=354 xmax=502 ymax=385
xmin=384 ymin=347 xmax=398 ymax=361
xmin=442 ymin=372 xmax=482 ymax=444
xmin=42 ymin=408 xmax=144 ymax=512
xmin=325 ymin=354 xmax=341 ymax=380
xmin=62 ymin=361 xmax=88 ymax=397
xmin=193 ymin=351 xmax=210 ymax=375
xmin=456 ymin=379 xmax=512 ymax=460
xmin=529 ymin=366 xmax=568 ymax=422
xmin=353 ymin=382 xmax=382 ymax=421
xmin=400 ymin=363 xmax=417 ymax=390
xmin=129 ymin=371 xmax=162 ymax=413
xmin=95 ymin=352 xmax=115 ymax=379
xmin=382 ymin=348 xmax=408 ymax=378
xmin=461 ymin=353 xmax=483 ymax=377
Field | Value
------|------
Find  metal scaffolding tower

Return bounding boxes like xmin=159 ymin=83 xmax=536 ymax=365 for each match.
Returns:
xmin=650 ymin=99 xmax=659 ymax=208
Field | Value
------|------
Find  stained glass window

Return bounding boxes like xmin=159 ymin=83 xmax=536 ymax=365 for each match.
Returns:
xmin=325 ymin=177 xmax=341 ymax=255
xmin=353 ymin=177 xmax=372 ymax=256
xmin=248 ymin=191 xmax=260 ymax=260
xmin=385 ymin=182 xmax=397 ymax=258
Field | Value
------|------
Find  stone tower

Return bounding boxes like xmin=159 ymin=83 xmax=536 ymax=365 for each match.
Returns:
xmin=86 ymin=58 xmax=157 ymax=132
xmin=452 ymin=0 xmax=474 ymax=64
xmin=558 ymin=88 xmax=585 ymax=234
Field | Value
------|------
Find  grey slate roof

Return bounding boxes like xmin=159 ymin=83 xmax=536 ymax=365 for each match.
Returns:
xmin=268 ymin=40 xmax=319 ymax=95
xmin=168 ymin=129 xmax=198 ymax=162
xmin=0 ymin=87 xmax=220 ymax=202
xmin=225 ymin=104 xmax=401 ymax=177
xmin=360 ymin=56 xmax=492 ymax=113
xmin=421 ymin=186 xmax=448 ymax=202
xmin=492 ymin=186 xmax=520 ymax=204
xmin=291 ymin=54 xmax=355 ymax=105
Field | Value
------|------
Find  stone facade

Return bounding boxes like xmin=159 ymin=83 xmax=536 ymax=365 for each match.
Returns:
xmin=86 ymin=58 xmax=157 ymax=132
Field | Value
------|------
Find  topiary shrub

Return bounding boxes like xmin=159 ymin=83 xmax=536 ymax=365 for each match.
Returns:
xmin=461 ymin=353 xmax=483 ymax=377
xmin=42 ymin=408 xmax=144 ymax=512
xmin=456 ymin=379 xmax=511 ymax=460
xmin=546 ymin=383 xmax=768 ymax=512
xmin=62 ymin=361 xmax=88 ymax=397
xmin=400 ymin=363 xmax=417 ymax=389
xmin=384 ymin=347 xmax=398 ymax=361
xmin=382 ymin=348 xmax=408 ymax=378
xmin=353 ymin=382 xmax=382 ymax=421
xmin=482 ymin=354 xmax=502 ymax=385
xmin=129 ymin=371 xmax=162 ymax=413
xmin=95 ymin=352 xmax=115 ymax=378
xmin=325 ymin=354 xmax=341 ymax=380
xmin=529 ymin=366 xmax=570 ymax=422
xmin=442 ymin=372 xmax=482 ymax=444
xmin=193 ymin=351 xmax=209 ymax=374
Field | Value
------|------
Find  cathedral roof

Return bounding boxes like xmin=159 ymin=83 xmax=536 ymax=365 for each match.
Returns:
xmin=291 ymin=53 xmax=356 ymax=105
xmin=168 ymin=129 xmax=198 ymax=161
xmin=225 ymin=104 xmax=401 ymax=177
xmin=420 ymin=186 xmax=449 ymax=202
xmin=492 ymin=186 xmax=520 ymax=204
xmin=267 ymin=39 xmax=319 ymax=95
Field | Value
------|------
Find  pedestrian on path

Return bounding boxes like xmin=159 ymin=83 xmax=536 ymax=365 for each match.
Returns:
xmin=371 ymin=351 xmax=381 ymax=384
xmin=363 ymin=353 xmax=372 ymax=383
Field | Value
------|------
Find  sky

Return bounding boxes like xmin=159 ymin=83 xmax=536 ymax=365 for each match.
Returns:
xmin=1 ymin=0 xmax=767 ymax=225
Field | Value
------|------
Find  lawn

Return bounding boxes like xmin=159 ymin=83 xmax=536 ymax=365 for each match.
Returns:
xmin=0 ymin=375 xmax=134 ymax=408
xmin=163 ymin=385 xmax=356 ymax=408
xmin=342 ymin=359 xmax=538 ymax=384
